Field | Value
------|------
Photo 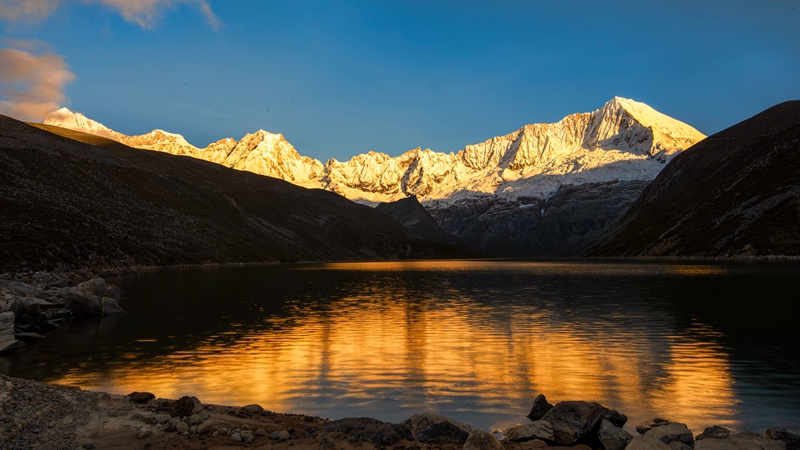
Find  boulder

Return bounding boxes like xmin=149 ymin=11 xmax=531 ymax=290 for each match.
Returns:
xmin=197 ymin=421 xmax=218 ymax=434
xmin=695 ymin=432 xmax=786 ymax=450
xmin=464 ymin=429 xmax=504 ymax=450
xmin=76 ymin=278 xmax=106 ymax=296
xmin=527 ymin=394 xmax=554 ymax=421
xmin=605 ymin=409 xmax=629 ymax=428
xmin=128 ymin=392 xmax=156 ymax=404
xmin=541 ymin=401 xmax=610 ymax=446
xmin=504 ymin=420 xmax=554 ymax=443
xmin=400 ymin=413 xmax=472 ymax=444
xmin=168 ymin=396 xmax=203 ymax=417
xmin=696 ymin=426 xmax=731 ymax=440
xmin=242 ymin=404 xmax=264 ymax=413
xmin=0 ymin=311 xmax=14 ymax=334
xmin=766 ymin=428 xmax=800 ymax=450
xmin=0 ymin=338 xmax=25 ymax=354
xmin=627 ymin=434 xmax=672 ymax=450
xmin=68 ymin=291 xmax=102 ymax=317
xmin=644 ymin=422 xmax=694 ymax=448
xmin=598 ymin=418 xmax=633 ymax=450
xmin=100 ymin=297 xmax=125 ymax=316
xmin=637 ymin=418 xmax=672 ymax=435
xmin=309 ymin=417 xmax=407 ymax=445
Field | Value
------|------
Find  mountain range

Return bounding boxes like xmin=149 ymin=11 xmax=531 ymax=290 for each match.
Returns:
xmin=3 ymin=97 xmax=798 ymax=265
xmin=0 ymin=115 xmax=471 ymax=273
xmin=44 ymin=97 xmax=705 ymax=256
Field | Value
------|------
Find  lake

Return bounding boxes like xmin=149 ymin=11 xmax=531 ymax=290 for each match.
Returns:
xmin=2 ymin=260 xmax=799 ymax=434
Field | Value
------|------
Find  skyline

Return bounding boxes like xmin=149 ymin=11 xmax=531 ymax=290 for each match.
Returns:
xmin=1 ymin=1 xmax=799 ymax=161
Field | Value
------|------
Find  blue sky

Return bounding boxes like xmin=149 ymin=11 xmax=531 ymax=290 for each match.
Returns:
xmin=1 ymin=0 xmax=799 ymax=161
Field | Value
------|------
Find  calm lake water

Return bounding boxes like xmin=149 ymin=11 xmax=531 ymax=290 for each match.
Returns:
xmin=3 ymin=260 xmax=799 ymax=433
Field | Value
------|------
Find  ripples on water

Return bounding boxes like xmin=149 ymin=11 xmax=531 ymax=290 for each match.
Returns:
xmin=3 ymin=260 xmax=799 ymax=433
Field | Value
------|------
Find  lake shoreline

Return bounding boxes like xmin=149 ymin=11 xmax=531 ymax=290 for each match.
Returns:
xmin=1 ymin=373 xmax=797 ymax=450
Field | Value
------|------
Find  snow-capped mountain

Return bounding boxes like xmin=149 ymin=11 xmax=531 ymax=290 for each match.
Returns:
xmin=43 ymin=98 xmax=705 ymax=256
xmin=44 ymin=98 xmax=704 ymax=205
xmin=43 ymin=109 xmax=324 ymax=187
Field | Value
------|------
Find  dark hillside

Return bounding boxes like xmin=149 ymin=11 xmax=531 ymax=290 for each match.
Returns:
xmin=1 ymin=116 xmax=461 ymax=272
xmin=590 ymin=101 xmax=800 ymax=257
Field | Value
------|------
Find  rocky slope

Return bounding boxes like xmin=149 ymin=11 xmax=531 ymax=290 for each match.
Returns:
xmin=375 ymin=196 xmax=467 ymax=249
xmin=590 ymin=101 xmax=800 ymax=257
xmin=44 ymin=98 xmax=705 ymax=256
xmin=0 ymin=115 xmax=467 ymax=273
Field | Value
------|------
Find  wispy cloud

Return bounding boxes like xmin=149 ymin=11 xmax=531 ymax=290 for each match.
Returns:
xmin=0 ymin=0 xmax=61 ymax=25
xmin=0 ymin=40 xmax=75 ymax=121
xmin=0 ymin=0 xmax=222 ymax=29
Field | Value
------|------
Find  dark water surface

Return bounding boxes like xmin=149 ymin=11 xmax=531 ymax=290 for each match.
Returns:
xmin=3 ymin=260 xmax=799 ymax=433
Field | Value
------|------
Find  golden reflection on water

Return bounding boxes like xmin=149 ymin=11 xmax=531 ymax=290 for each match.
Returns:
xmin=52 ymin=265 xmax=741 ymax=432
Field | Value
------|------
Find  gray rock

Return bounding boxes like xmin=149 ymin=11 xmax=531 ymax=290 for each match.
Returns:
xmin=695 ymin=432 xmax=786 ymax=450
xmin=309 ymin=417 xmax=406 ymax=445
xmin=527 ymin=394 xmax=554 ymax=421
xmin=0 ymin=311 xmax=15 ymax=332
xmin=175 ymin=421 xmax=189 ymax=434
xmin=697 ymin=426 xmax=731 ymax=440
xmin=241 ymin=431 xmax=254 ymax=443
xmin=598 ymin=418 xmax=633 ymax=450
xmin=605 ymin=409 xmax=629 ymax=428
xmin=67 ymin=291 xmax=103 ymax=317
xmin=190 ymin=413 xmax=203 ymax=425
xmin=464 ymin=429 xmax=503 ymax=450
xmin=196 ymin=421 xmax=216 ymax=434
xmin=76 ymin=278 xmax=106 ymax=296
xmin=255 ymin=428 xmax=267 ymax=436
xmin=400 ymin=413 xmax=472 ymax=444
xmin=766 ymin=428 xmax=800 ymax=450
xmin=154 ymin=413 xmax=172 ymax=425
xmin=669 ymin=442 xmax=693 ymax=450
xmin=627 ymin=434 xmax=672 ymax=450
xmin=242 ymin=403 xmax=264 ymax=413
xmin=277 ymin=430 xmax=290 ymax=440
xmin=230 ymin=432 xmax=242 ymax=442
xmin=127 ymin=392 xmax=155 ymax=404
xmin=637 ymin=418 xmax=672 ymax=435
xmin=136 ymin=427 xmax=152 ymax=439
xmin=541 ymin=400 xmax=610 ymax=446
xmin=504 ymin=420 xmax=554 ymax=443
xmin=7 ymin=282 xmax=35 ymax=295
xmin=101 ymin=297 xmax=125 ymax=316
xmin=645 ymin=422 xmax=694 ymax=448
xmin=169 ymin=396 xmax=202 ymax=417
xmin=167 ymin=416 xmax=181 ymax=430
xmin=0 ymin=338 xmax=24 ymax=354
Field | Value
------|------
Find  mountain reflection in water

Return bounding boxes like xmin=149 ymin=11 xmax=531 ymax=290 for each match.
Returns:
xmin=4 ymin=260 xmax=799 ymax=433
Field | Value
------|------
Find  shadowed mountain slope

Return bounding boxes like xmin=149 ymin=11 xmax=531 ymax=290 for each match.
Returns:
xmin=590 ymin=101 xmax=800 ymax=257
xmin=0 ymin=116 xmax=466 ymax=273
xmin=374 ymin=196 xmax=468 ymax=249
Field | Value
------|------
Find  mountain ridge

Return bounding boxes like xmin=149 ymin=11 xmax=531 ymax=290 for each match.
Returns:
xmin=44 ymin=98 xmax=705 ymax=205
xmin=590 ymin=100 xmax=800 ymax=257
xmin=1 ymin=115 xmax=471 ymax=273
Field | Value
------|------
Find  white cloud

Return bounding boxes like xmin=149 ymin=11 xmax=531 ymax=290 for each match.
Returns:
xmin=0 ymin=0 xmax=221 ymax=29
xmin=0 ymin=40 xmax=75 ymax=121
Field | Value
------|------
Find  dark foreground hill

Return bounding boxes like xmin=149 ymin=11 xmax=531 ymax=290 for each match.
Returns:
xmin=0 ymin=115 xmax=467 ymax=273
xmin=590 ymin=101 xmax=800 ymax=257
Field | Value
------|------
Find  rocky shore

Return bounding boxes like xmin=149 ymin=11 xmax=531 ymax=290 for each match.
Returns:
xmin=1 ymin=271 xmax=125 ymax=355
xmin=1 ymin=376 xmax=798 ymax=450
